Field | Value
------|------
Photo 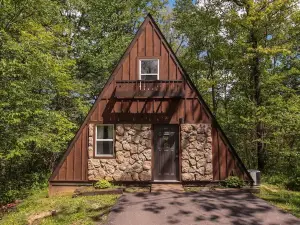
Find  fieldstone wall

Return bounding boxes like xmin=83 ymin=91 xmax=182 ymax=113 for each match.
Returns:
xmin=87 ymin=124 xmax=152 ymax=181
xmin=88 ymin=124 xmax=94 ymax=159
xmin=181 ymin=124 xmax=213 ymax=181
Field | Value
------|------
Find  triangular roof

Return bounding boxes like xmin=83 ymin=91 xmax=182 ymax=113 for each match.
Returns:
xmin=50 ymin=14 xmax=253 ymax=183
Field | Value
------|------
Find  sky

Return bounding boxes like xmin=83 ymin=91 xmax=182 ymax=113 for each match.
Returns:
xmin=168 ymin=0 xmax=176 ymax=7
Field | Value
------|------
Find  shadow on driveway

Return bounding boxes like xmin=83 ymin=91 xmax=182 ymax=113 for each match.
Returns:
xmin=106 ymin=190 xmax=300 ymax=225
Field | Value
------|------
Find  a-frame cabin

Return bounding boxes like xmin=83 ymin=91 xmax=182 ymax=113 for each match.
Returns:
xmin=49 ymin=14 xmax=252 ymax=194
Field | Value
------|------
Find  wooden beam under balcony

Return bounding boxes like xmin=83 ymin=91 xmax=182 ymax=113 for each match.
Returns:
xmin=114 ymin=80 xmax=184 ymax=99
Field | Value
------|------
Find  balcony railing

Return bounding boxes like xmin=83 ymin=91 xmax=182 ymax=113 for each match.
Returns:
xmin=114 ymin=80 xmax=184 ymax=99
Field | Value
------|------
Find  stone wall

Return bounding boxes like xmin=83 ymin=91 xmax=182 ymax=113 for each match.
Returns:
xmin=181 ymin=124 xmax=213 ymax=181
xmin=88 ymin=124 xmax=152 ymax=181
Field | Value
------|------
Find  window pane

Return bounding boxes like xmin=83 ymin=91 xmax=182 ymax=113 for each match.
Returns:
xmin=141 ymin=60 xmax=158 ymax=74
xmin=97 ymin=126 xmax=113 ymax=139
xmin=141 ymin=75 xmax=158 ymax=81
xmin=97 ymin=141 xmax=113 ymax=155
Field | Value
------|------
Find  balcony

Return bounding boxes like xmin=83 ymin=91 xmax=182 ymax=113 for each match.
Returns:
xmin=114 ymin=80 xmax=184 ymax=99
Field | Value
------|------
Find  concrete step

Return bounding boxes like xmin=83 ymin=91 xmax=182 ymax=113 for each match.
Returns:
xmin=151 ymin=184 xmax=184 ymax=192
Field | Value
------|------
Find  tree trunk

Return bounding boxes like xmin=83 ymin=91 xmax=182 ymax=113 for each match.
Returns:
xmin=250 ymin=31 xmax=265 ymax=171
xmin=207 ymin=53 xmax=217 ymax=115
xmin=211 ymin=84 xmax=217 ymax=115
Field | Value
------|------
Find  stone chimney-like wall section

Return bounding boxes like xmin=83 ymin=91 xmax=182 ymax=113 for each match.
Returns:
xmin=88 ymin=124 xmax=152 ymax=181
xmin=181 ymin=124 xmax=213 ymax=181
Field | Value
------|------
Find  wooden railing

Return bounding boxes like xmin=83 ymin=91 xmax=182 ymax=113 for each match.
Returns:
xmin=115 ymin=80 xmax=184 ymax=99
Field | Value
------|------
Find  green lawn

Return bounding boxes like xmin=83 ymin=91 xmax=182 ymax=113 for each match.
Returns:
xmin=256 ymin=184 xmax=300 ymax=218
xmin=0 ymin=189 xmax=120 ymax=225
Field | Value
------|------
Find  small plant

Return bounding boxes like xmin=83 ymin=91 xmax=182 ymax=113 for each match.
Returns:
xmin=94 ymin=180 xmax=112 ymax=189
xmin=221 ymin=176 xmax=244 ymax=188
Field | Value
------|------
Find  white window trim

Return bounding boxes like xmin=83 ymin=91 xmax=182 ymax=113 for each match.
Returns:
xmin=95 ymin=124 xmax=114 ymax=157
xmin=139 ymin=59 xmax=159 ymax=80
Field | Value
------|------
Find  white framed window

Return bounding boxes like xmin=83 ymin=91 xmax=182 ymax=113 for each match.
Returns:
xmin=139 ymin=59 xmax=159 ymax=80
xmin=95 ymin=125 xmax=114 ymax=157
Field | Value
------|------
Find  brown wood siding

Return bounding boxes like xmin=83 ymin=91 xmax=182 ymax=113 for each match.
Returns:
xmin=212 ymin=127 xmax=220 ymax=180
xmin=123 ymin=56 xmax=130 ymax=80
xmin=52 ymin=126 xmax=88 ymax=181
xmin=50 ymin=15 xmax=252 ymax=183
xmin=74 ymin=137 xmax=82 ymax=180
xmin=138 ymin=30 xmax=146 ymax=56
xmin=130 ymin=43 xmax=138 ymax=79
xmin=66 ymin=146 xmax=74 ymax=180
xmin=219 ymin=136 xmax=227 ymax=180
xmin=86 ymin=21 xmax=201 ymax=124
xmin=153 ymin=29 xmax=161 ymax=57
xmin=210 ymin=127 xmax=248 ymax=181
xmin=81 ymin=125 xmax=87 ymax=180
xmin=145 ymin=23 xmax=153 ymax=56
xmin=161 ymin=43 xmax=169 ymax=80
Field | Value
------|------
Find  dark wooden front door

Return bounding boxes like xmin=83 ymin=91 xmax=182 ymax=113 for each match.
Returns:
xmin=153 ymin=125 xmax=179 ymax=181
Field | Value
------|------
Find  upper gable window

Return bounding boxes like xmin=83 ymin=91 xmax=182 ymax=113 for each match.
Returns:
xmin=139 ymin=59 xmax=159 ymax=80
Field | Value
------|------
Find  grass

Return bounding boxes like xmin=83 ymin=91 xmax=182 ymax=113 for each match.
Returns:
xmin=184 ymin=185 xmax=225 ymax=192
xmin=124 ymin=186 xmax=150 ymax=193
xmin=255 ymin=184 xmax=300 ymax=218
xmin=184 ymin=186 xmax=204 ymax=192
xmin=0 ymin=189 xmax=120 ymax=225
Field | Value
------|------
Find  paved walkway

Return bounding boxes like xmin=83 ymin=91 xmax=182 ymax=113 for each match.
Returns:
xmin=106 ymin=189 xmax=300 ymax=225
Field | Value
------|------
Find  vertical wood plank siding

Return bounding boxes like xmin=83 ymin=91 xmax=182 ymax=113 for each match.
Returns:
xmin=51 ymin=18 xmax=251 ymax=182
xmin=54 ymin=126 xmax=88 ymax=181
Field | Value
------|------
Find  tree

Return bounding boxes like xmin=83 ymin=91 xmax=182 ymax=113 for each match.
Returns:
xmin=174 ymin=0 xmax=300 ymax=173
xmin=0 ymin=0 xmax=88 ymax=203
xmin=65 ymin=0 xmax=167 ymax=98
xmin=0 ymin=0 xmax=167 ymax=203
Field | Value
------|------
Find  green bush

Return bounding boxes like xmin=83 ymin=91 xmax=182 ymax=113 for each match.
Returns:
xmin=221 ymin=176 xmax=244 ymax=188
xmin=0 ymin=173 xmax=49 ymax=205
xmin=262 ymin=174 xmax=288 ymax=186
xmin=94 ymin=180 xmax=112 ymax=189
xmin=285 ymin=172 xmax=300 ymax=191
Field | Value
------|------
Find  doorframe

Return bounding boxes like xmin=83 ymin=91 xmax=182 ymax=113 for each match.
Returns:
xmin=178 ymin=124 xmax=182 ymax=182
xmin=151 ymin=124 xmax=155 ymax=182
xmin=151 ymin=124 xmax=181 ymax=182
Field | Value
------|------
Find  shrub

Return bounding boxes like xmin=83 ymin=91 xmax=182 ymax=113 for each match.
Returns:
xmin=221 ymin=176 xmax=244 ymax=188
xmin=285 ymin=171 xmax=300 ymax=191
xmin=94 ymin=180 xmax=112 ymax=189
xmin=262 ymin=174 xmax=288 ymax=186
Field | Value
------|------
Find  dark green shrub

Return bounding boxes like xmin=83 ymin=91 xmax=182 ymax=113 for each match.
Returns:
xmin=285 ymin=171 xmax=300 ymax=191
xmin=0 ymin=173 xmax=49 ymax=205
xmin=221 ymin=176 xmax=244 ymax=188
xmin=94 ymin=180 xmax=112 ymax=189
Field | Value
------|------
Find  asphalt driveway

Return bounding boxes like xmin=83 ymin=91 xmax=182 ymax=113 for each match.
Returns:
xmin=106 ymin=189 xmax=300 ymax=225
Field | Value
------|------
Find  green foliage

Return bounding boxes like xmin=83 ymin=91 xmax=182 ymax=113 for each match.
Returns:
xmin=256 ymin=184 xmax=300 ymax=218
xmin=0 ymin=0 xmax=88 ymax=205
xmin=0 ymin=173 xmax=49 ymax=205
xmin=1 ymin=0 xmax=299 ymax=205
xmin=0 ymin=0 xmax=167 ymax=204
xmin=285 ymin=170 xmax=300 ymax=191
xmin=285 ymin=179 xmax=300 ymax=192
xmin=262 ymin=174 xmax=288 ymax=186
xmin=69 ymin=0 xmax=167 ymax=97
xmin=94 ymin=180 xmax=112 ymax=189
xmin=0 ymin=189 xmax=120 ymax=224
xmin=173 ymin=0 xmax=300 ymax=184
xmin=221 ymin=176 xmax=244 ymax=188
